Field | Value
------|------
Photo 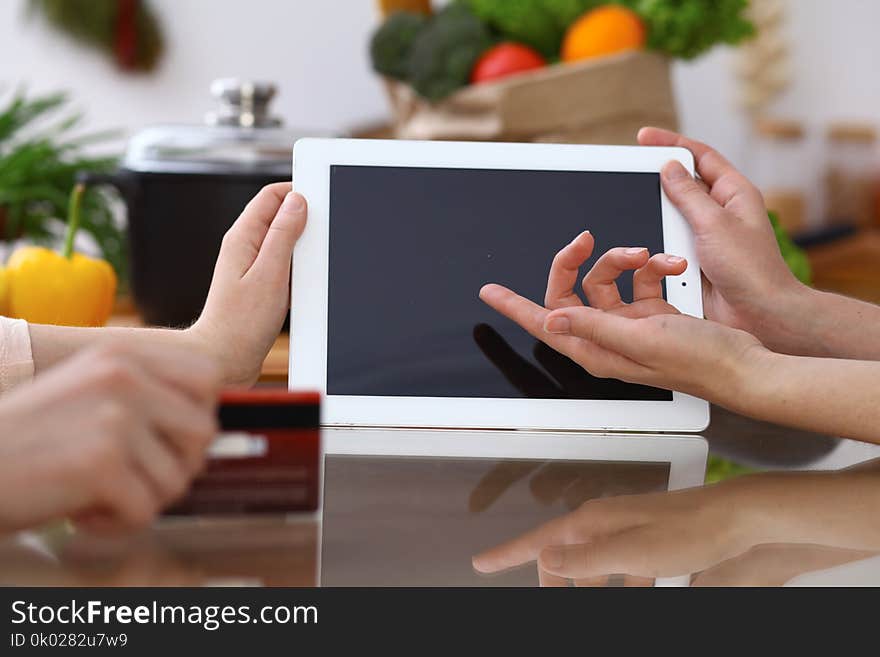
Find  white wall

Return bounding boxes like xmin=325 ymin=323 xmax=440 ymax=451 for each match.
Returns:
xmin=2 ymin=0 xmax=880 ymax=196
xmin=0 ymin=0 xmax=385 ymax=134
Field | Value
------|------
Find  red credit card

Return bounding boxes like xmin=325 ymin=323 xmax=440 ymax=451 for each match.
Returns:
xmin=165 ymin=390 xmax=321 ymax=516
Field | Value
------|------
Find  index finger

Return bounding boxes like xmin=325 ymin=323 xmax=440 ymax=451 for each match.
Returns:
xmin=473 ymin=514 xmax=572 ymax=573
xmin=638 ymin=127 xmax=761 ymax=211
xmin=220 ymin=182 xmax=292 ymax=278
xmin=472 ymin=496 xmax=647 ymax=573
xmin=637 ymin=127 xmax=733 ymax=187
xmin=478 ymin=284 xmax=578 ymax=354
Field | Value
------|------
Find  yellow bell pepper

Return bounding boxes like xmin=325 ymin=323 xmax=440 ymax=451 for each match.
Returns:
xmin=5 ymin=184 xmax=117 ymax=327
xmin=0 ymin=266 xmax=9 ymax=316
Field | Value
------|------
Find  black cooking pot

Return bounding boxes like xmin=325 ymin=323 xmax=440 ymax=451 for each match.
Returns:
xmin=83 ymin=80 xmax=325 ymax=327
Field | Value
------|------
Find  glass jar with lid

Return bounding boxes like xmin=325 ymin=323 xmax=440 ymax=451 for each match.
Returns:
xmin=824 ymin=121 xmax=878 ymax=227
xmin=750 ymin=117 xmax=807 ymax=233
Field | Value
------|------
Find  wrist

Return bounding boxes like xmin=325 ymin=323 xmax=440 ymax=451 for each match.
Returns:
xmin=180 ymin=321 xmax=227 ymax=384
xmin=752 ymin=280 xmax=820 ymax=355
xmin=703 ymin=476 xmax=771 ymax=559
xmin=184 ymin=319 xmax=261 ymax=388
xmin=714 ymin=473 xmax=792 ymax=550
xmin=705 ymin=337 xmax=775 ymax=414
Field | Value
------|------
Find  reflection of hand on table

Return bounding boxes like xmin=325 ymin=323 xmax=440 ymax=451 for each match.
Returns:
xmin=692 ymin=543 xmax=877 ymax=587
xmin=469 ymin=457 xmax=668 ymax=515
xmin=473 ymin=459 xmax=880 ymax=587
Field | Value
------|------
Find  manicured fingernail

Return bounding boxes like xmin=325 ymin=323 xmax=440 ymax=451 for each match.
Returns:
xmin=569 ymin=230 xmax=591 ymax=246
xmin=541 ymin=547 xmax=564 ymax=569
xmin=626 ymin=247 xmax=648 ymax=255
xmin=544 ymin=316 xmax=571 ymax=334
xmin=283 ymin=192 xmax=305 ymax=212
xmin=662 ymin=160 xmax=689 ymax=180
xmin=666 ymin=255 xmax=685 ymax=264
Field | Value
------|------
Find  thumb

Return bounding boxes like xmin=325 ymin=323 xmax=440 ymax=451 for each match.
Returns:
xmin=660 ymin=160 xmax=724 ymax=235
xmin=539 ymin=534 xmax=648 ymax=580
xmin=250 ymin=191 xmax=308 ymax=283
xmin=543 ymin=307 xmax=645 ymax=359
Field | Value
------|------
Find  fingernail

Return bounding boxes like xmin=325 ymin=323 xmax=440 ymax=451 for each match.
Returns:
xmin=666 ymin=255 xmax=685 ymax=264
xmin=541 ymin=547 xmax=564 ymax=569
xmin=662 ymin=160 xmax=689 ymax=181
xmin=569 ymin=230 xmax=590 ymax=246
xmin=544 ymin=316 xmax=571 ymax=334
xmin=283 ymin=192 xmax=305 ymax=212
xmin=626 ymin=247 xmax=648 ymax=255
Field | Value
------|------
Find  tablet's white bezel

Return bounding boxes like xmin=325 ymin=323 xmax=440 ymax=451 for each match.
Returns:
xmin=321 ymin=428 xmax=708 ymax=587
xmin=291 ymin=138 xmax=709 ymax=432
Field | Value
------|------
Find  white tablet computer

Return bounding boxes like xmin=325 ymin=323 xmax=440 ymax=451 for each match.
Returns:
xmin=320 ymin=428 xmax=708 ymax=587
xmin=291 ymin=139 xmax=708 ymax=432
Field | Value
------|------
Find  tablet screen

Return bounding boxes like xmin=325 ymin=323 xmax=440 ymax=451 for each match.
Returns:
xmin=321 ymin=453 xmax=670 ymax=586
xmin=328 ymin=165 xmax=671 ymax=401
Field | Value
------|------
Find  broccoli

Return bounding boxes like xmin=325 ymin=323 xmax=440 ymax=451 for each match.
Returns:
xmin=408 ymin=4 xmax=493 ymax=101
xmin=621 ymin=0 xmax=754 ymax=60
xmin=370 ymin=11 xmax=430 ymax=81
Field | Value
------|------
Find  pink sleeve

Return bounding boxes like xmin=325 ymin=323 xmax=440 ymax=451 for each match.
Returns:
xmin=0 ymin=317 xmax=34 ymax=394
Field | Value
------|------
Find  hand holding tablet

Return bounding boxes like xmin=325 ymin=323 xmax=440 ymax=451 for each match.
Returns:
xmin=291 ymin=138 xmax=708 ymax=432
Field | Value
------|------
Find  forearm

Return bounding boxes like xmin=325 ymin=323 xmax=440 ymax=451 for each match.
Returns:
xmin=768 ymin=285 xmax=880 ymax=360
xmin=720 ymin=349 xmax=880 ymax=444
xmin=729 ymin=470 xmax=880 ymax=551
xmin=28 ymin=323 xmax=202 ymax=376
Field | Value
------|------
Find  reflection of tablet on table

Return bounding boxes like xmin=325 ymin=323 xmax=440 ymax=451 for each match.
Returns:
xmin=320 ymin=428 xmax=707 ymax=587
xmin=292 ymin=139 xmax=708 ymax=432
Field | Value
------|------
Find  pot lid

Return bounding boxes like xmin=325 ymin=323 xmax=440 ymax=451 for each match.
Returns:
xmin=122 ymin=79 xmax=335 ymax=175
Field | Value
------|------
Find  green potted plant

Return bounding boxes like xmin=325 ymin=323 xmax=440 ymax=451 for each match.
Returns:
xmin=0 ymin=90 xmax=126 ymax=279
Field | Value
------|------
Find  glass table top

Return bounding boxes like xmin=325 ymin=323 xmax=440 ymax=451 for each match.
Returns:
xmin=2 ymin=415 xmax=879 ymax=588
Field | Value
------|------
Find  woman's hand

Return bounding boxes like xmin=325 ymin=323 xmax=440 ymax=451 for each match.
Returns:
xmin=0 ymin=342 xmax=220 ymax=535
xmin=27 ymin=183 xmax=306 ymax=388
xmin=186 ymin=183 xmax=307 ymax=387
xmin=480 ymin=231 xmax=769 ymax=406
xmin=637 ymin=128 xmax=817 ymax=355
xmin=473 ymin=480 xmax=750 ymax=585
xmin=472 ymin=465 xmax=880 ymax=586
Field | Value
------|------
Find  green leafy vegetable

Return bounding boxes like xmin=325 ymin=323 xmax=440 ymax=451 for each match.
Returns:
xmin=705 ymin=455 xmax=755 ymax=484
xmin=462 ymin=0 xmax=596 ymax=58
xmin=620 ymin=0 xmax=754 ymax=60
xmin=408 ymin=4 xmax=494 ymax=101
xmin=769 ymin=210 xmax=811 ymax=285
xmin=543 ymin=0 xmax=602 ymax=28
xmin=0 ymin=90 xmax=126 ymax=279
xmin=462 ymin=0 xmax=753 ymax=60
xmin=370 ymin=11 xmax=430 ymax=81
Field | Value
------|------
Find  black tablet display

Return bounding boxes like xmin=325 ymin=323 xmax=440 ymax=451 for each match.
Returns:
xmin=326 ymin=165 xmax=671 ymax=401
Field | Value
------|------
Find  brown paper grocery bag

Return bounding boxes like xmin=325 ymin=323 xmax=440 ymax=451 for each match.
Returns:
xmin=385 ymin=50 xmax=678 ymax=145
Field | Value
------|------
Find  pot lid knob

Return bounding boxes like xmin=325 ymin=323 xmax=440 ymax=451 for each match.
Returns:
xmin=206 ymin=79 xmax=282 ymax=128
